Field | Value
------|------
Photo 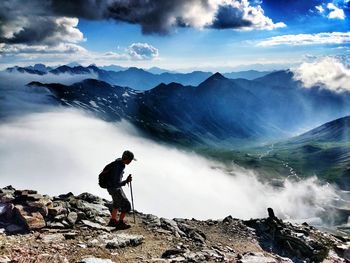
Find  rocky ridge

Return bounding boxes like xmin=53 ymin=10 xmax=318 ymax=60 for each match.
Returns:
xmin=0 ymin=186 xmax=349 ymax=262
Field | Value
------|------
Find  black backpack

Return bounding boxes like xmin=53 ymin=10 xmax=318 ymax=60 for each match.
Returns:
xmin=98 ymin=161 xmax=115 ymax=188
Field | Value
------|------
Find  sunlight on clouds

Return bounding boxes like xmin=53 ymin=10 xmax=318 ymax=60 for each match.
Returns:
xmin=293 ymin=57 xmax=350 ymax=92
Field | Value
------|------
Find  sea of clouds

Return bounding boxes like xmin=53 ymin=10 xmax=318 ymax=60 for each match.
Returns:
xmin=0 ymin=109 xmax=339 ymax=222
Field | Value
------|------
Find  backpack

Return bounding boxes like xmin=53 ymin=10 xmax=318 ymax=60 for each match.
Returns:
xmin=98 ymin=161 xmax=115 ymax=188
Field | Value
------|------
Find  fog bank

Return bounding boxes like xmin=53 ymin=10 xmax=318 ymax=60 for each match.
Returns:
xmin=0 ymin=109 xmax=339 ymax=220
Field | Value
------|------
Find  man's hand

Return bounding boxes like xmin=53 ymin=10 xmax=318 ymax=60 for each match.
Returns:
xmin=126 ymin=174 xmax=132 ymax=183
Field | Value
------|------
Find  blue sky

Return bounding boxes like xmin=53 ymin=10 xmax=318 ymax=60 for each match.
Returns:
xmin=0 ymin=0 xmax=349 ymax=71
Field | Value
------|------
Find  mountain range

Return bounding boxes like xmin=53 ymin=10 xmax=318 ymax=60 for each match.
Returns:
xmin=6 ymin=64 xmax=271 ymax=90
xmin=27 ymin=70 xmax=350 ymax=147
xmin=4 ymin=63 xmax=350 ymax=188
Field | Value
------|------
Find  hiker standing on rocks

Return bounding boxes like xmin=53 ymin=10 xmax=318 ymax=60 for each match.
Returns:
xmin=105 ymin=150 xmax=136 ymax=230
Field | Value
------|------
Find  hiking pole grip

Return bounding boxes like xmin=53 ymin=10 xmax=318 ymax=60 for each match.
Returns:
xmin=130 ymin=181 xmax=136 ymax=224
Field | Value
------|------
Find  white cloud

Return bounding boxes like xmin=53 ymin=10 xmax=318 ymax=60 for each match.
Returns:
xmin=327 ymin=3 xmax=346 ymax=19
xmin=240 ymin=2 xmax=286 ymax=30
xmin=315 ymin=5 xmax=325 ymax=13
xmin=0 ymin=43 xmax=88 ymax=54
xmin=257 ymin=32 xmax=350 ymax=46
xmin=293 ymin=57 xmax=350 ymax=92
xmin=0 ymin=109 xmax=339 ymax=221
xmin=128 ymin=43 xmax=159 ymax=60
xmin=0 ymin=41 xmax=159 ymax=67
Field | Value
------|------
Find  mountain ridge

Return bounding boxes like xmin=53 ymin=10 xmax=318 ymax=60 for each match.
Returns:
xmin=1 ymin=185 xmax=349 ymax=262
xmin=5 ymin=64 xmax=271 ymax=90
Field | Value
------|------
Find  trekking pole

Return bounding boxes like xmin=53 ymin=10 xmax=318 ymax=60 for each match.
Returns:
xmin=129 ymin=180 xmax=136 ymax=224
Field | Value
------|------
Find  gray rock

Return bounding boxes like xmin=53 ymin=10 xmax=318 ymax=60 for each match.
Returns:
xmin=48 ymin=221 xmax=65 ymax=229
xmin=27 ymin=200 xmax=51 ymax=217
xmin=106 ymin=233 xmax=144 ymax=249
xmin=142 ymin=214 xmax=161 ymax=227
xmin=81 ymin=220 xmax=111 ymax=231
xmin=57 ymin=192 xmax=75 ymax=200
xmin=0 ymin=256 xmax=11 ymax=263
xmin=0 ymin=193 xmax=15 ymax=203
xmin=0 ymin=203 xmax=8 ymax=216
xmin=161 ymin=249 xmax=185 ymax=258
xmin=77 ymin=192 xmax=104 ymax=204
xmin=160 ymin=218 xmax=185 ymax=237
xmin=78 ymin=258 xmax=116 ymax=263
xmin=5 ymin=224 xmax=26 ymax=234
xmin=54 ymin=214 xmax=66 ymax=221
xmin=93 ymin=216 xmax=107 ymax=225
xmin=238 ymin=252 xmax=293 ymax=263
xmin=41 ymin=233 xmax=65 ymax=243
xmin=67 ymin=211 xmax=78 ymax=225
xmin=336 ymin=244 xmax=350 ymax=261
xmin=155 ymin=228 xmax=172 ymax=235
xmin=87 ymin=238 xmax=102 ymax=247
xmin=73 ymin=200 xmax=110 ymax=217
xmin=177 ymin=222 xmax=206 ymax=243
xmin=48 ymin=202 xmax=67 ymax=217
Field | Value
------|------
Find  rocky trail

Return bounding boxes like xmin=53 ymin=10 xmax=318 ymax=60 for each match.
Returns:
xmin=0 ymin=186 xmax=349 ymax=263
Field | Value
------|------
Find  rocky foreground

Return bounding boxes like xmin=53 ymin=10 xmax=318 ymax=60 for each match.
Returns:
xmin=0 ymin=186 xmax=349 ymax=263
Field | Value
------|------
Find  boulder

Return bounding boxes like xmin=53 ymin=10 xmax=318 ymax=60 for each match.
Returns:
xmin=27 ymin=199 xmax=51 ymax=217
xmin=177 ymin=222 xmax=206 ymax=243
xmin=13 ymin=205 xmax=46 ymax=230
xmin=48 ymin=201 xmax=67 ymax=217
xmin=142 ymin=214 xmax=161 ymax=228
xmin=160 ymin=218 xmax=185 ymax=237
xmin=56 ymin=192 xmax=75 ymax=200
xmin=5 ymin=224 xmax=26 ymax=234
xmin=77 ymin=192 xmax=104 ymax=204
xmin=71 ymin=200 xmax=110 ymax=217
xmin=67 ymin=211 xmax=78 ymax=226
xmin=106 ymin=233 xmax=144 ymax=249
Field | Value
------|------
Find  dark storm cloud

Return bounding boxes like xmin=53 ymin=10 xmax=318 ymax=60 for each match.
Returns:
xmin=1 ymin=17 xmax=64 ymax=45
xmin=0 ymin=0 xmax=284 ymax=46
xmin=212 ymin=5 xmax=252 ymax=29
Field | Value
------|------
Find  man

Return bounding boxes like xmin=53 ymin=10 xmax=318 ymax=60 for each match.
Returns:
xmin=107 ymin=150 xmax=136 ymax=230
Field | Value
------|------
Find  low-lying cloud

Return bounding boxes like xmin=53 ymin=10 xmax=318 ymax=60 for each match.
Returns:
xmin=0 ymin=70 xmax=97 ymax=118
xmin=0 ymin=109 xmax=339 ymax=222
xmin=293 ymin=57 xmax=350 ymax=92
xmin=257 ymin=32 xmax=350 ymax=46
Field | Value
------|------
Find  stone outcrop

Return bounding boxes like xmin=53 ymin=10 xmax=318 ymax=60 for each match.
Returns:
xmin=0 ymin=186 xmax=349 ymax=262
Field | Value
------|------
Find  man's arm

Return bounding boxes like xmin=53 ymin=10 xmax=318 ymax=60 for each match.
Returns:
xmin=118 ymin=174 xmax=132 ymax=187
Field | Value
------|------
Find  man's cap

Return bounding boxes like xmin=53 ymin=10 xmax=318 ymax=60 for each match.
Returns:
xmin=122 ymin=150 xmax=137 ymax=161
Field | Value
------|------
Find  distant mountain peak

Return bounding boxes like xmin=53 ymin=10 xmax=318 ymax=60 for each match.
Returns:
xmin=66 ymin=62 xmax=81 ymax=67
xmin=210 ymin=72 xmax=227 ymax=80
xmin=198 ymin=72 xmax=228 ymax=87
xmin=126 ymin=67 xmax=146 ymax=72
